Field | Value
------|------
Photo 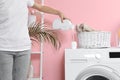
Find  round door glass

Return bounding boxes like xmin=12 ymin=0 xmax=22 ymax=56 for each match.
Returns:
xmin=86 ymin=75 xmax=109 ymax=80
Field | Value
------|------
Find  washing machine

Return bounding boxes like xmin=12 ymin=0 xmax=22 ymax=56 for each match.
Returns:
xmin=65 ymin=48 xmax=120 ymax=80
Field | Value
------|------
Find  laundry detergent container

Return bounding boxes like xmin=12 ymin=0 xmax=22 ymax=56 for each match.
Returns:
xmin=78 ymin=31 xmax=111 ymax=48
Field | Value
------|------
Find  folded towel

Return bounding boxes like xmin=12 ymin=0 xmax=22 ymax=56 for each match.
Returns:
xmin=53 ymin=19 xmax=74 ymax=30
xmin=76 ymin=23 xmax=94 ymax=33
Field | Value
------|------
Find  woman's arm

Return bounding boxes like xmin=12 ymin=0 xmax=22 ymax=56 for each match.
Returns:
xmin=32 ymin=2 xmax=66 ymax=22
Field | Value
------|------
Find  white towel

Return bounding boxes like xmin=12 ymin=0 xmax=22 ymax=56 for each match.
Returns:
xmin=53 ymin=19 xmax=74 ymax=30
xmin=76 ymin=23 xmax=94 ymax=33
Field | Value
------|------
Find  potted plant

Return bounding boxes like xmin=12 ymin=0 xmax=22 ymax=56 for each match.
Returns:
xmin=28 ymin=22 xmax=61 ymax=49
xmin=27 ymin=22 xmax=61 ymax=80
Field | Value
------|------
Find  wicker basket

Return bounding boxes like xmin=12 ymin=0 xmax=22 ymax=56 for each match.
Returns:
xmin=78 ymin=31 xmax=111 ymax=48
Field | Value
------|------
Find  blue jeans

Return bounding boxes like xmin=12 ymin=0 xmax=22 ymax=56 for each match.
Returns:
xmin=0 ymin=50 xmax=31 ymax=80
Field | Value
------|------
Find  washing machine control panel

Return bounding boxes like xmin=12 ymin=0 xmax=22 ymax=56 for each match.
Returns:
xmin=65 ymin=48 xmax=120 ymax=63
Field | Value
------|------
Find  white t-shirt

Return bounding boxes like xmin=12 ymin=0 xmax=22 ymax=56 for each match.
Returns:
xmin=0 ymin=0 xmax=35 ymax=51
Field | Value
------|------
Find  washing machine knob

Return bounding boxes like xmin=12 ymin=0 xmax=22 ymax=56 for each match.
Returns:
xmin=95 ymin=54 xmax=101 ymax=59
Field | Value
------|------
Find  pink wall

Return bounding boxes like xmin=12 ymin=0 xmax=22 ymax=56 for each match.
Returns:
xmin=31 ymin=0 xmax=120 ymax=80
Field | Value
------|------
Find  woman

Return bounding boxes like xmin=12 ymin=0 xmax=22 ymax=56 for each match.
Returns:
xmin=0 ymin=0 xmax=66 ymax=80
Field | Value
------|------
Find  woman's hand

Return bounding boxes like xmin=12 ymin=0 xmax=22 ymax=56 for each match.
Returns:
xmin=58 ymin=12 xmax=67 ymax=22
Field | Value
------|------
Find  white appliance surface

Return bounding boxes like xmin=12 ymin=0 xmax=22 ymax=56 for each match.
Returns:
xmin=65 ymin=48 xmax=120 ymax=80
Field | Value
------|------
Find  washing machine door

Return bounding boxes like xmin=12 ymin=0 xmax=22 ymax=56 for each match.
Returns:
xmin=76 ymin=65 xmax=120 ymax=80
